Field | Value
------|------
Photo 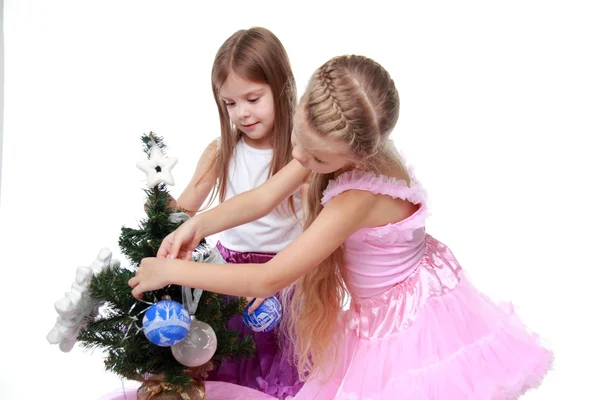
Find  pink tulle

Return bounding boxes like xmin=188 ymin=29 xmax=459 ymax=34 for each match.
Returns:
xmin=328 ymin=282 xmax=552 ymax=399
xmin=99 ymin=381 xmax=276 ymax=400
xmin=289 ymin=237 xmax=553 ymax=400
xmin=321 ymin=169 xmax=428 ymax=206
xmin=288 ymin=167 xmax=553 ymax=398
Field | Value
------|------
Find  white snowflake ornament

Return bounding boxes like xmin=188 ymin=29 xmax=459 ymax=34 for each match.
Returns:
xmin=136 ymin=145 xmax=178 ymax=188
xmin=47 ymin=248 xmax=120 ymax=352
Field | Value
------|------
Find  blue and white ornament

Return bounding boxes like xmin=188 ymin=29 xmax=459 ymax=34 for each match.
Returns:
xmin=142 ymin=299 xmax=191 ymax=347
xmin=242 ymin=296 xmax=282 ymax=333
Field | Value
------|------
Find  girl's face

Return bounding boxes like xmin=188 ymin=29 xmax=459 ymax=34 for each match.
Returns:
xmin=219 ymin=72 xmax=276 ymax=149
xmin=291 ymin=108 xmax=354 ymax=174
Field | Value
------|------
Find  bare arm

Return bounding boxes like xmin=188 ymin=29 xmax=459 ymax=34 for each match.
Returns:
xmin=190 ymin=159 xmax=310 ymax=239
xmin=131 ymin=190 xmax=377 ymax=299
xmin=176 ymin=139 xmax=219 ymax=216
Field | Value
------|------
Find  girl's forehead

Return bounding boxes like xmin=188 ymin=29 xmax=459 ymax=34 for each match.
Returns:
xmin=293 ymin=112 xmax=310 ymax=139
xmin=219 ymin=73 xmax=268 ymax=97
xmin=295 ymin=112 xmax=353 ymax=159
xmin=295 ymin=116 xmax=336 ymax=152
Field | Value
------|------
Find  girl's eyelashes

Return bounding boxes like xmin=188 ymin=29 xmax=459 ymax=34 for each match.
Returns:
xmin=223 ymin=97 xmax=260 ymax=107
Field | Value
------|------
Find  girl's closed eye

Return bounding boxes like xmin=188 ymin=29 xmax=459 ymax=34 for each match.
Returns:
xmin=314 ymin=157 xmax=324 ymax=164
xmin=225 ymin=101 xmax=236 ymax=107
xmin=248 ymin=97 xmax=260 ymax=103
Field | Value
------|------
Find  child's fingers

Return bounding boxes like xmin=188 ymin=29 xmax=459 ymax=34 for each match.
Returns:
xmin=168 ymin=239 xmax=181 ymax=260
xmin=157 ymin=245 xmax=169 ymax=259
xmin=131 ymin=287 xmax=143 ymax=299
xmin=128 ymin=276 xmax=139 ymax=288
xmin=157 ymin=234 xmax=174 ymax=258
xmin=248 ymin=298 xmax=265 ymax=314
xmin=128 ymin=277 xmax=143 ymax=299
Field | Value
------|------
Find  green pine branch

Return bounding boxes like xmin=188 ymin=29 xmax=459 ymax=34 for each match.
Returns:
xmin=142 ymin=132 xmax=168 ymax=158
xmin=75 ymin=132 xmax=255 ymax=387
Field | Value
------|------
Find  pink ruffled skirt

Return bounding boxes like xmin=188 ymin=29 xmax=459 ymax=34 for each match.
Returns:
xmin=99 ymin=381 xmax=276 ymax=400
xmin=290 ymin=236 xmax=553 ymax=399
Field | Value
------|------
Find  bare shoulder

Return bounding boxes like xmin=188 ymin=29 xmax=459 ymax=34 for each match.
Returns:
xmin=328 ymin=183 xmax=419 ymax=229
xmin=177 ymin=138 xmax=221 ymax=211
xmin=186 ymin=139 xmax=219 ymax=168
xmin=323 ymin=189 xmax=379 ymax=229
xmin=202 ymin=138 xmax=219 ymax=158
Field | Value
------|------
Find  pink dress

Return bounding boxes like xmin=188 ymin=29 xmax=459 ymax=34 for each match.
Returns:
xmin=289 ymin=168 xmax=553 ymax=399
xmin=99 ymin=381 xmax=277 ymax=400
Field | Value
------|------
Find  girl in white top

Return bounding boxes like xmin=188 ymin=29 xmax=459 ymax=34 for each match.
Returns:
xmin=217 ymin=138 xmax=302 ymax=255
xmin=170 ymin=27 xmax=303 ymax=398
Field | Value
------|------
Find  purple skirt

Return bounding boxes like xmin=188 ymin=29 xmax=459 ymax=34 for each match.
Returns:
xmin=205 ymin=241 xmax=303 ymax=399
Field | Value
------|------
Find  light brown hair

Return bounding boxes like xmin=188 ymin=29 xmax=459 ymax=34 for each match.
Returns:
xmin=282 ymin=55 xmax=403 ymax=381
xmin=205 ymin=27 xmax=297 ymax=212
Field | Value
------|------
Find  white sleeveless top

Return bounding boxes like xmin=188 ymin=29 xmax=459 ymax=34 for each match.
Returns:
xmin=217 ymin=138 xmax=303 ymax=254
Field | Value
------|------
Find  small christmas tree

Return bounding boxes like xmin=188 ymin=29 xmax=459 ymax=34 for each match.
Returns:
xmin=54 ymin=133 xmax=254 ymax=399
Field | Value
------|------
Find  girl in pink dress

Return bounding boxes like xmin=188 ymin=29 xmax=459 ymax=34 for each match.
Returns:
xmin=130 ymin=54 xmax=553 ymax=399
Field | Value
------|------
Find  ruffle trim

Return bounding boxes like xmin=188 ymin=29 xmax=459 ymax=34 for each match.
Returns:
xmin=321 ymin=169 xmax=428 ymax=206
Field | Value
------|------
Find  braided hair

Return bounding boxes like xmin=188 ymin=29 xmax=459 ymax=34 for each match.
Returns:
xmin=281 ymin=55 xmax=401 ymax=382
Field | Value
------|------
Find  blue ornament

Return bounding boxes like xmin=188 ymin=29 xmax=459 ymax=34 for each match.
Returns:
xmin=142 ymin=299 xmax=191 ymax=347
xmin=242 ymin=296 xmax=282 ymax=332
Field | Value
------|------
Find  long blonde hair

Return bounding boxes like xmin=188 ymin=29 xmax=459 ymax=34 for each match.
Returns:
xmin=282 ymin=55 xmax=402 ymax=381
xmin=204 ymin=27 xmax=297 ymax=213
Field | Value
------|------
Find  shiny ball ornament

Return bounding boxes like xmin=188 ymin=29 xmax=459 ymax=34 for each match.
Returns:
xmin=171 ymin=319 xmax=218 ymax=367
xmin=142 ymin=299 xmax=191 ymax=347
xmin=242 ymin=296 xmax=282 ymax=332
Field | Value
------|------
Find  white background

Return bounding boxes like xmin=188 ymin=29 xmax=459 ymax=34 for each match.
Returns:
xmin=1 ymin=1 xmax=598 ymax=399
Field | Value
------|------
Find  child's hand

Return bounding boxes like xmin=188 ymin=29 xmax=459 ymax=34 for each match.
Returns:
xmin=128 ymin=257 xmax=171 ymax=299
xmin=246 ymin=297 xmax=265 ymax=314
xmin=157 ymin=220 xmax=202 ymax=260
